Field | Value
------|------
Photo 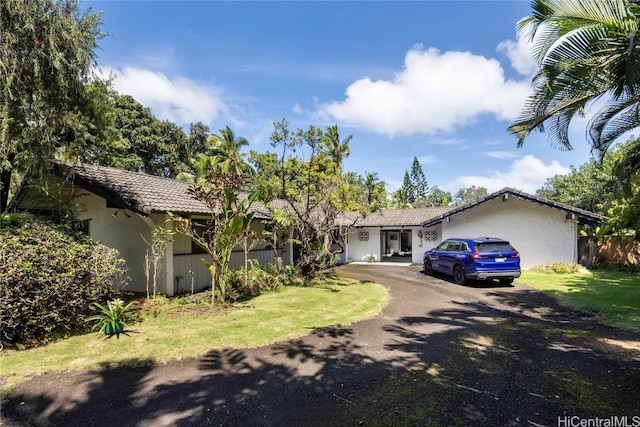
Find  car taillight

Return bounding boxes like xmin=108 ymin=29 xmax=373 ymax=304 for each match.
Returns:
xmin=512 ymin=252 xmax=520 ymax=258
xmin=470 ymin=247 xmax=487 ymax=259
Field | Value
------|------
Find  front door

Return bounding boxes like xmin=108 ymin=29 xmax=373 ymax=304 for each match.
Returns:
xmin=382 ymin=230 xmax=412 ymax=261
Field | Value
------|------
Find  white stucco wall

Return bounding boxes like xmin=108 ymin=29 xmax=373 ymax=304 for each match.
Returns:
xmin=345 ymin=225 xmax=443 ymax=265
xmin=345 ymin=227 xmax=382 ymax=262
xmin=75 ymin=193 xmax=156 ymax=294
xmin=440 ymin=197 xmax=578 ymax=269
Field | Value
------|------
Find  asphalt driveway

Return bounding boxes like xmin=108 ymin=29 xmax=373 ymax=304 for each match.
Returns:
xmin=3 ymin=264 xmax=640 ymax=426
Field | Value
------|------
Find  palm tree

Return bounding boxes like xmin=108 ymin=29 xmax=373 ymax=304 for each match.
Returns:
xmin=322 ymin=125 xmax=351 ymax=174
xmin=509 ymin=0 xmax=640 ymax=160
xmin=209 ymin=126 xmax=254 ymax=176
xmin=363 ymin=171 xmax=386 ymax=207
xmin=175 ymin=154 xmax=217 ymax=184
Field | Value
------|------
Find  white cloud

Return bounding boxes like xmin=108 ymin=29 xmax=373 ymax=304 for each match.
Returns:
xmin=449 ymin=155 xmax=570 ymax=193
xmin=315 ymin=45 xmax=532 ymax=137
xmin=485 ymin=151 xmax=520 ymax=160
xmin=104 ymin=66 xmax=227 ymax=125
xmin=416 ymin=155 xmax=438 ymax=165
xmin=292 ymin=103 xmax=304 ymax=114
xmin=497 ymin=32 xmax=537 ymax=76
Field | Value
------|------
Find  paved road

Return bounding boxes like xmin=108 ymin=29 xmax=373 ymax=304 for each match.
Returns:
xmin=3 ymin=264 xmax=640 ymax=426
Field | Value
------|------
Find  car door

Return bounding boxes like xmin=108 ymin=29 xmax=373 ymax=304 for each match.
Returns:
xmin=440 ymin=240 xmax=462 ymax=273
xmin=429 ymin=240 xmax=451 ymax=273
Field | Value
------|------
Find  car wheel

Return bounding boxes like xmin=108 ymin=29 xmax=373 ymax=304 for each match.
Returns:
xmin=423 ymin=258 xmax=433 ymax=275
xmin=500 ymin=278 xmax=514 ymax=285
xmin=453 ymin=264 xmax=466 ymax=285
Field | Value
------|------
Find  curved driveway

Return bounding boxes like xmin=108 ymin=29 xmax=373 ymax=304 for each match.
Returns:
xmin=4 ymin=264 xmax=640 ymax=426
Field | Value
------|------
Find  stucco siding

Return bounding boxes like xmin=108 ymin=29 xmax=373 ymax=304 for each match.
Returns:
xmin=441 ymin=197 xmax=577 ymax=269
xmin=346 ymin=228 xmax=382 ymax=262
xmin=345 ymin=225 xmax=442 ymax=264
xmin=75 ymin=192 xmax=153 ymax=293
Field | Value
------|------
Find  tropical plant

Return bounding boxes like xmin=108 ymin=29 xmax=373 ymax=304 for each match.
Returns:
xmin=172 ymin=153 xmax=258 ymax=304
xmin=86 ymin=299 xmax=136 ymax=338
xmin=0 ymin=0 xmax=105 ymax=212
xmin=209 ymin=126 xmax=254 ymax=176
xmin=509 ymin=0 xmax=640 ymax=162
xmin=0 ymin=213 xmax=128 ymax=348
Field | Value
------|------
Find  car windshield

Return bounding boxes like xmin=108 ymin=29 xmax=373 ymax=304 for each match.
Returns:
xmin=477 ymin=242 xmax=515 ymax=253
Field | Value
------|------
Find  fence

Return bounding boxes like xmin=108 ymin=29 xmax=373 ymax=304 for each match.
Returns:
xmin=578 ymin=236 xmax=640 ymax=267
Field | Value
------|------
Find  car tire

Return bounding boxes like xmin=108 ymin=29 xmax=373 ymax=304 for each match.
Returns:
xmin=423 ymin=258 xmax=433 ymax=275
xmin=500 ymin=278 xmax=514 ymax=285
xmin=453 ymin=264 xmax=467 ymax=285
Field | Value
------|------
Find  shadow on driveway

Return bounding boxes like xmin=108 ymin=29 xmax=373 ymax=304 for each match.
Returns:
xmin=3 ymin=264 xmax=640 ymax=426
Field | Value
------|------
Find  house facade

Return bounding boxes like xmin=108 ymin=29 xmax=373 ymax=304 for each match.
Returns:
xmin=340 ymin=207 xmax=452 ymax=265
xmin=343 ymin=188 xmax=605 ymax=269
xmin=12 ymin=162 xmax=290 ymax=296
xmin=13 ymin=162 xmax=607 ymax=295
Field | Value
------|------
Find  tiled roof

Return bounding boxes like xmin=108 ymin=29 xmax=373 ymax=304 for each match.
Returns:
xmin=48 ymin=161 xmax=272 ymax=218
xmin=421 ymin=187 xmax=607 ymax=227
xmin=349 ymin=206 xmax=454 ymax=228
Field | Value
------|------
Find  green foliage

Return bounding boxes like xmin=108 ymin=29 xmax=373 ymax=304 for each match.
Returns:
xmin=509 ymin=0 xmax=640 ymax=158
xmin=0 ymin=0 xmax=105 ymax=212
xmin=254 ymin=121 xmax=355 ymax=278
xmin=223 ymin=261 xmax=291 ymax=301
xmin=0 ymin=213 xmax=129 ymax=348
xmin=172 ymin=154 xmax=258 ymax=305
xmin=410 ymin=157 xmax=428 ymax=201
xmin=85 ymin=299 xmax=136 ymax=338
xmin=453 ymin=185 xmax=488 ymax=206
xmin=536 ymin=160 xmax=615 ymax=216
xmin=529 ymin=263 xmax=581 ymax=274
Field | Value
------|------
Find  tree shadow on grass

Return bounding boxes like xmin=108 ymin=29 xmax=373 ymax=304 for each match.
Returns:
xmin=3 ymin=287 xmax=640 ymax=427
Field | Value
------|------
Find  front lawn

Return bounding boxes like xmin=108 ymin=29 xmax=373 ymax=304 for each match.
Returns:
xmin=0 ymin=276 xmax=388 ymax=391
xmin=519 ymin=269 xmax=640 ymax=331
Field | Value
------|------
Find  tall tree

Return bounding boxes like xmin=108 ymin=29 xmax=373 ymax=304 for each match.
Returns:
xmin=74 ymin=92 xmax=189 ymax=177
xmin=209 ymin=126 xmax=254 ymax=176
xmin=423 ymin=186 xmax=452 ymax=207
xmin=399 ymin=171 xmax=415 ymax=204
xmin=260 ymin=122 xmax=355 ymax=277
xmin=322 ymin=125 xmax=351 ymax=175
xmin=410 ymin=157 xmax=428 ymax=201
xmin=454 ymin=186 xmax=488 ymax=206
xmin=363 ymin=171 xmax=387 ymax=211
xmin=536 ymin=161 xmax=615 ymax=215
xmin=509 ymin=0 xmax=640 ymax=165
xmin=0 ymin=0 xmax=104 ymax=211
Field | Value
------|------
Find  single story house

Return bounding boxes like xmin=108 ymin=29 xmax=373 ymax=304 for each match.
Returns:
xmin=11 ymin=161 xmax=291 ymax=296
xmin=12 ymin=162 xmax=607 ymax=295
xmin=344 ymin=188 xmax=606 ymax=269
xmin=338 ymin=207 xmax=453 ymax=265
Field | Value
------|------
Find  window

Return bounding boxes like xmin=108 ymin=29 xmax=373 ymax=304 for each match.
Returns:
xmin=447 ymin=241 xmax=461 ymax=251
xmin=190 ymin=220 xmax=212 ymax=254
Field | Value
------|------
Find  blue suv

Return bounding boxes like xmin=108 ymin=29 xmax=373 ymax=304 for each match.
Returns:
xmin=423 ymin=237 xmax=521 ymax=285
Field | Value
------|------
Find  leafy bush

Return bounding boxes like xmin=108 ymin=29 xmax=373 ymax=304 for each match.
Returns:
xmin=0 ymin=213 xmax=129 ymax=348
xmin=222 ymin=261 xmax=306 ymax=302
xmin=529 ymin=263 xmax=582 ymax=274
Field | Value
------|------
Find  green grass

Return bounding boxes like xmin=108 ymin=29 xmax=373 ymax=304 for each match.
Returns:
xmin=0 ymin=276 xmax=388 ymax=390
xmin=519 ymin=269 xmax=640 ymax=331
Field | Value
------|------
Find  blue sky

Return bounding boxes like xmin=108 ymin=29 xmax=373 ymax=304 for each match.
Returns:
xmin=86 ymin=0 xmax=595 ymax=195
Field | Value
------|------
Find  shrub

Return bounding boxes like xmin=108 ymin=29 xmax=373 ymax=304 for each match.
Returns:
xmin=0 ymin=213 xmax=129 ymax=348
xmin=529 ymin=263 xmax=581 ymax=274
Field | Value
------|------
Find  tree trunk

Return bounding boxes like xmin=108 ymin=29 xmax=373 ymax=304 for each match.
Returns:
xmin=0 ymin=167 xmax=13 ymax=213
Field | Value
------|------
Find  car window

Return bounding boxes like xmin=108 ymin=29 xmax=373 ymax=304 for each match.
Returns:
xmin=460 ymin=242 xmax=469 ymax=252
xmin=477 ymin=242 xmax=515 ymax=252
xmin=436 ymin=241 xmax=449 ymax=250
xmin=447 ymin=241 xmax=461 ymax=251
